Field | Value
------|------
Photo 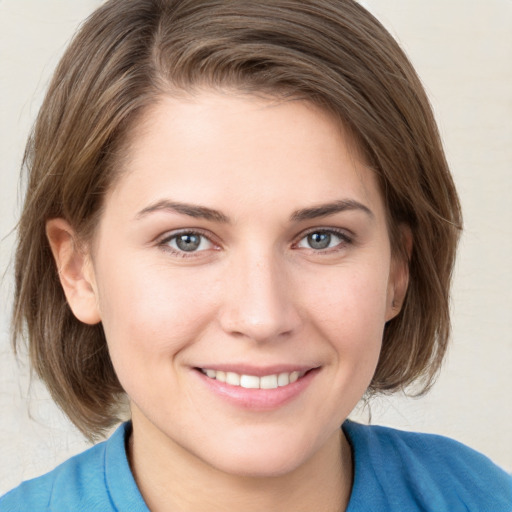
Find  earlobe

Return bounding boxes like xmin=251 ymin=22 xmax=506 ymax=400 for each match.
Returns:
xmin=46 ymin=218 xmax=101 ymax=325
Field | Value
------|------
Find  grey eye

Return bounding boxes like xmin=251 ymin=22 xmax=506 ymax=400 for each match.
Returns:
xmin=297 ymin=230 xmax=348 ymax=251
xmin=175 ymin=233 xmax=202 ymax=252
xmin=307 ymin=232 xmax=332 ymax=249
xmin=164 ymin=232 xmax=214 ymax=253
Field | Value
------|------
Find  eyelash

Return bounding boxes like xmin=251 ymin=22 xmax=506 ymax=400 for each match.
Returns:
xmin=157 ymin=227 xmax=353 ymax=258
xmin=158 ymin=229 xmax=218 ymax=258
xmin=293 ymin=228 xmax=353 ymax=253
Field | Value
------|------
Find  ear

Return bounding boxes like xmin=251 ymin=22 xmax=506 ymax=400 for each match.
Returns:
xmin=385 ymin=225 xmax=413 ymax=322
xmin=46 ymin=218 xmax=101 ymax=325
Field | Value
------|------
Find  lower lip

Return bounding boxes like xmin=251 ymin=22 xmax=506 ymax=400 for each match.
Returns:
xmin=194 ymin=368 xmax=319 ymax=410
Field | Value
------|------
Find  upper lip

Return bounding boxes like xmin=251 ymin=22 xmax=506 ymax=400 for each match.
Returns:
xmin=194 ymin=364 xmax=319 ymax=377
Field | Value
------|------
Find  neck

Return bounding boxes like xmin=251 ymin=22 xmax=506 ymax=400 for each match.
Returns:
xmin=128 ymin=412 xmax=353 ymax=512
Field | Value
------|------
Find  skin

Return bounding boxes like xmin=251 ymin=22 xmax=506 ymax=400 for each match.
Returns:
xmin=47 ymin=91 xmax=409 ymax=512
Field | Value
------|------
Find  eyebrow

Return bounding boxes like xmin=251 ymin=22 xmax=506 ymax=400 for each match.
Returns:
xmin=290 ymin=199 xmax=374 ymax=222
xmin=135 ymin=198 xmax=373 ymax=223
xmin=136 ymin=200 xmax=230 ymax=223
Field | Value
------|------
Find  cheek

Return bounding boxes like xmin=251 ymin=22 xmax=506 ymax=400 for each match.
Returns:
xmin=304 ymin=262 xmax=391 ymax=330
xmin=301 ymin=262 xmax=390 ymax=373
xmin=95 ymin=259 xmax=219 ymax=367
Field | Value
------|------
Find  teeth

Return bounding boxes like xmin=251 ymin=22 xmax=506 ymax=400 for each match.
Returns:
xmin=240 ymin=375 xmax=260 ymax=389
xmin=260 ymin=374 xmax=278 ymax=389
xmin=226 ymin=372 xmax=240 ymax=386
xmin=277 ymin=372 xmax=290 ymax=386
xmin=200 ymin=368 xmax=307 ymax=389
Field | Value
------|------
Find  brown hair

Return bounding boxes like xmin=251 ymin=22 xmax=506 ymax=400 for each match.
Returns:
xmin=13 ymin=0 xmax=462 ymax=439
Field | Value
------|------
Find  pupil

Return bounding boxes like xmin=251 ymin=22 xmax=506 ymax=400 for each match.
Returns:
xmin=176 ymin=234 xmax=200 ymax=251
xmin=308 ymin=232 xmax=331 ymax=249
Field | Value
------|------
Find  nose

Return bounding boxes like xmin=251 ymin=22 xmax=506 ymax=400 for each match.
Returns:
xmin=218 ymin=249 xmax=302 ymax=343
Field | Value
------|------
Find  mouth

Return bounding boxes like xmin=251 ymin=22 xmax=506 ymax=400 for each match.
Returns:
xmin=194 ymin=366 xmax=320 ymax=410
xmin=198 ymin=368 xmax=308 ymax=389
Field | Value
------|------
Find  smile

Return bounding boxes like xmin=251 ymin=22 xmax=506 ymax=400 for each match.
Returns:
xmin=199 ymin=369 xmax=308 ymax=389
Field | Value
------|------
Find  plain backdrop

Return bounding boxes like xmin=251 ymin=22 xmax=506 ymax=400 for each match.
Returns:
xmin=1 ymin=0 xmax=511 ymax=494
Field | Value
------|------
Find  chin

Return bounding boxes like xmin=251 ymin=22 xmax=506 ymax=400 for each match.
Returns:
xmin=199 ymin=428 xmax=321 ymax=479
xmin=211 ymin=448 xmax=308 ymax=479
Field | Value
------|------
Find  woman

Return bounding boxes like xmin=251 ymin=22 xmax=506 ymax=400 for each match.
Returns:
xmin=1 ymin=1 xmax=511 ymax=510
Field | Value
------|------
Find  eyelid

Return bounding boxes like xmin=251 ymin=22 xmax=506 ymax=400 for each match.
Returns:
xmin=155 ymin=226 xmax=354 ymax=257
xmin=293 ymin=227 xmax=354 ymax=250
xmin=157 ymin=228 xmax=220 ymax=256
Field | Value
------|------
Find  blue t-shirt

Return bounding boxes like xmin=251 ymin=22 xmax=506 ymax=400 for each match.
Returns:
xmin=1 ymin=421 xmax=511 ymax=511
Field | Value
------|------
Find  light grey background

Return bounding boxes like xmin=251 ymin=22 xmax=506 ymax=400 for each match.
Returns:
xmin=1 ymin=0 xmax=511 ymax=494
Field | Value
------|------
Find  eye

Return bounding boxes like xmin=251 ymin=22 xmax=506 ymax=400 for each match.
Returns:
xmin=296 ymin=229 xmax=351 ymax=251
xmin=161 ymin=231 xmax=215 ymax=254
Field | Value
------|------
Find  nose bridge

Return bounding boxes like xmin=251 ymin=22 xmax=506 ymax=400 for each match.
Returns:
xmin=218 ymin=244 xmax=300 ymax=342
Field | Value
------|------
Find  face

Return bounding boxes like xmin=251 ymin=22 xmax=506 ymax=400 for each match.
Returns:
xmin=64 ymin=91 xmax=406 ymax=477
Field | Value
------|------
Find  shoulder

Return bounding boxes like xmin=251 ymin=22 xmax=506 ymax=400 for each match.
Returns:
xmin=0 ymin=441 xmax=109 ymax=512
xmin=343 ymin=420 xmax=512 ymax=512
xmin=0 ymin=422 xmax=147 ymax=512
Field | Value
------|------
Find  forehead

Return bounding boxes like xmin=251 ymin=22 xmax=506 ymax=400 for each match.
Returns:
xmin=104 ymin=91 xmax=385 ymax=223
